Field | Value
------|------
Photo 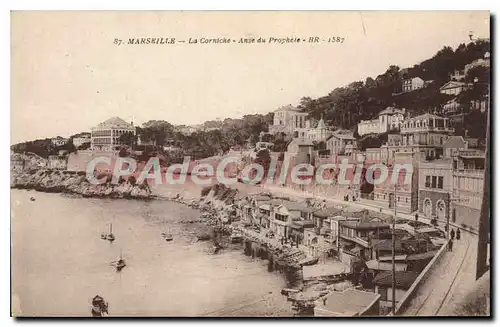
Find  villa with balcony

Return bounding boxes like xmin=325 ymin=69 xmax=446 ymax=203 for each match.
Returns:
xmin=399 ymin=113 xmax=455 ymax=160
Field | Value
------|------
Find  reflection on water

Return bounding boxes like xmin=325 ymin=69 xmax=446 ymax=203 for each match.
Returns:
xmin=11 ymin=190 xmax=293 ymax=317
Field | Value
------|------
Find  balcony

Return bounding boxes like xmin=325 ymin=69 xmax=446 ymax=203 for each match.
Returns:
xmin=453 ymin=169 xmax=485 ymax=177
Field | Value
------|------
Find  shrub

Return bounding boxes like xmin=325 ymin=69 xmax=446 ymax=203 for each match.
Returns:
xmin=129 ymin=176 xmax=136 ymax=186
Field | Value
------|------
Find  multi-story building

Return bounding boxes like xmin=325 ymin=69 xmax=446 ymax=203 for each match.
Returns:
xmin=402 ymin=77 xmax=425 ymax=92
xmin=306 ymin=118 xmax=333 ymax=142
xmin=418 ymin=158 xmax=453 ymax=221
xmin=91 ymin=117 xmax=136 ymax=151
xmin=368 ymin=151 xmax=422 ymax=214
xmin=399 ymin=113 xmax=455 ymax=160
xmin=325 ymin=130 xmax=357 ymax=158
xmin=269 ymin=105 xmax=309 ymax=137
xmin=338 ymin=220 xmax=391 ymax=260
xmin=442 ymin=98 xmax=461 ymax=114
xmin=357 ymin=107 xmax=405 ymax=136
xmin=452 ymin=152 xmax=485 ymax=229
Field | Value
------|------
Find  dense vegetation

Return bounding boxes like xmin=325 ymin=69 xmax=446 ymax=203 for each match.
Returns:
xmin=12 ymin=40 xmax=490 ymax=160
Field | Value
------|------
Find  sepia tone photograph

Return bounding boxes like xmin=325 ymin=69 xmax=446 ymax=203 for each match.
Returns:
xmin=10 ymin=11 xmax=491 ymax=317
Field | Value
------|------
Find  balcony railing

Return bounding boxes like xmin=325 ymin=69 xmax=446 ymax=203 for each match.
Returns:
xmin=453 ymin=169 xmax=485 ymax=176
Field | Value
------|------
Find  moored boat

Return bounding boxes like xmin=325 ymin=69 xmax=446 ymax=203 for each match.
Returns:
xmin=91 ymin=295 xmax=108 ymax=317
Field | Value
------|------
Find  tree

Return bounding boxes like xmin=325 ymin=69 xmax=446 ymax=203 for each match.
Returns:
xmin=78 ymin=142 xmax=91 ymax=150
xmin=119 ymin=131 xmax=137 ymax=147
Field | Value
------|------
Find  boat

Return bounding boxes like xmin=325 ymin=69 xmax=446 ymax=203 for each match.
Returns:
xmin=115 ymin=250 xmax=126 ymax=272
xmin=106 ymin=224 xmax=115 ymax=242
xmin=161 ymin=229 xmax=173 ymax=241
xmin=91 ymin=295 xmax=108 ymax=317
xmin=30 ymin=197 xmax=36 ymax=202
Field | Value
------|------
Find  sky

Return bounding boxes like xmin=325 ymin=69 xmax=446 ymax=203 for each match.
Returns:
xmin=11 ymin=11 xmax=490 ymax=144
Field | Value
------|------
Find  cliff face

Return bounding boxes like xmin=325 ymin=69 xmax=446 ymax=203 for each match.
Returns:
xmin=11 ymin=169 xmax=152 ymax=199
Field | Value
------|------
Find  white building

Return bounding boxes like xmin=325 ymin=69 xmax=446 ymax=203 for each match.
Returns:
xmin=269 ymin=104 xmax=309 ymax=138
xmin=357 ymin=107 xmax=405 ymax=136
xmin=91 ymin=117 xmax=136 ymax=151
xmin=51 ymin=137 xmax=68 ymax=147
xmin=439 ymin=81 xmax=468 ymax=96
xmin=72 ymin=135 xmax=91 ymax=147
xmin=306 ymin=118 xmax=333 ymax=142
xmin=402 ymin=77 xmax=424 ymax=92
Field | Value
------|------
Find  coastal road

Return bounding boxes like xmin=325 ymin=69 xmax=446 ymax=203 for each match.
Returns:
xmin=400 ymin=232 xmax=477 ymax=316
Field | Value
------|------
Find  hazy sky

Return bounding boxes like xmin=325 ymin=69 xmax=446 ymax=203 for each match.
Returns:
xmin=11 ymin=11 xmax=489 ymax=144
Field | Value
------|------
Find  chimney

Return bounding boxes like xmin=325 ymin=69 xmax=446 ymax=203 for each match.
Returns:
xmin=131 ymin=121 xmax=134 ymax=126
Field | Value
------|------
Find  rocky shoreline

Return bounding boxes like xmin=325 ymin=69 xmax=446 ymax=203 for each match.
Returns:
xmin=10 ymin=169 xmax=152 ymax=199
xmin=164 ymin=184 xmax=308 ymax=282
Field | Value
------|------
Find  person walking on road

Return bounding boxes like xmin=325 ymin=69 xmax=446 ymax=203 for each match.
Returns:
xmin=448 ymin=239 xmax=454 ymax=251
xmin=415 ymin=213 xmax=419 ymax=222
xmin=450 ymin=228 xmax=455 ymax=240
xmin=456 ymin=228 xmax=461 ymax=240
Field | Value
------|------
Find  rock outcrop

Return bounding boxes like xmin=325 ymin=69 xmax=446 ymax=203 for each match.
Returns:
xmin=11 ymin=169 xmax=152 ymax=199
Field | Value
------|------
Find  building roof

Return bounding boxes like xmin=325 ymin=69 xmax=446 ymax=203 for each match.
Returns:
xmin=373 ymin=271 xmax=419 ymax=289
xmin=440 ymin=81 xmax=466 ymax=90
xmin=274 ymin=104 xmax=306 ymax=113
xmin=443 ymin=136 xmax=467 ymax=149
xmin=289 ymin=138 xmax=314 ymax=147
xmin=340 ymin=221 xmax=390 ymax=230
xmin=96 ymin=117 xmax=134 ymax=130
xmin=365 ymin=260 xmax=408 ymax=272
xmin=269 ymin=199 xmax=313 ymax=212
xmin=290 ymin=220 xmax=315 ymax=229
xmin=408 ymin=113 xmax=446 ymax=121
xmin=313 ymin=207 xmax=343 ymax=218
xmin=328 ymin=130 xmax=356 ymax=141
xmin=379 ymin=107 xmax=404 ymax=116
xmin=314 ymin=288 xmax=380 ymax=316
xmin=406 ymin=251 xmax=438 ymax=261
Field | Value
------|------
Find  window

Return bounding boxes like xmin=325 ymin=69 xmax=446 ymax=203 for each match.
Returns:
xmin=425 ymin=176 xmax=431 ymax=188
xmin=432 ymin=176 xmax=437 ymax=188
xmin=437 ymin=176 xmax=444 ymax=189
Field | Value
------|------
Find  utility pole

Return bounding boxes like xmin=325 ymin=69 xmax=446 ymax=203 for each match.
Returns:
xmin=392 ymin=183 xmax=397 ymax=315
